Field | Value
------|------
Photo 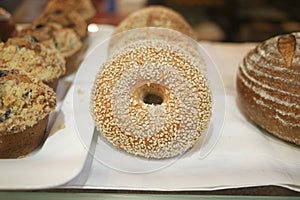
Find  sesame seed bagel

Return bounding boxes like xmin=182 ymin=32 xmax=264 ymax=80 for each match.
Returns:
xmin=236 ymin=32 xmax=300 ymax=145
xmin=91 ymin=40 xmax=212 ymax=159
xmin=109 ymin=6 xmax=196 ymax=55
xmin=113 ymin=6 xmax=196 ymax=39
xmin=108 ymin=27 xmax=201 ymax=62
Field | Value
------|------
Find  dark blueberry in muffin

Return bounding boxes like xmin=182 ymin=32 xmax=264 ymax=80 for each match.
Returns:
xmin=0 ymin=109 xmax=12 ymax=123
xmin=0 ymin=70 xmax=7 ymax=77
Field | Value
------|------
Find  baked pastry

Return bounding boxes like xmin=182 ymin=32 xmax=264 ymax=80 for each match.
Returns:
xmin=45 ymin=0 xmax=96 ymax=21
xmin=91 ymin=40 xmax=212 ymax=159
xmin=0 ymin=36 xmax=66 ymax=89
xmin=33 ymin=4 xmax=87 ymax=39
xmin=108 ymin=27 xmax=200 ymax=60
xmin=0 ymin=68 xmax=56 ymax=158
xmin=112 ymin=6 xmax=196 ymax=39
xmin=236 ymin=32 xmax=300 ymax=145
xmin=109 ymin=6 xmax=197 ymax=55
xmin=18 ymin=22 xmax=82 ymax=58
xmin=0 ymin=7 xmax=17 ymax=42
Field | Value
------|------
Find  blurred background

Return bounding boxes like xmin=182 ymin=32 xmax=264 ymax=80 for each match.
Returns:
xmin=1 ymin=0 xmax=299 ymax=42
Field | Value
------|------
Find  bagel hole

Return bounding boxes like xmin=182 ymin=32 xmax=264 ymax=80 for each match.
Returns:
xmin=134 ymin=83 xmax=167 ymax=105
xmin=143 ymin=93 xmax=163 ymax=105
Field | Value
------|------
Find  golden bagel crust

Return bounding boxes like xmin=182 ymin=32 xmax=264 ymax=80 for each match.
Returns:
xmin=113 ymin=6 xmax=196 ymax=39
xmin=91 ymin=40 xmax=212 ymax=159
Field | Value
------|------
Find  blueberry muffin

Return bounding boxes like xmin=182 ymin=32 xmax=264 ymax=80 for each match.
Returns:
xmin=0 ymin=36 xmax=66 ymax=89
xmin=0 ymin=68 xmax=56 ymax=158
xmin=33 ymin=6 xmax=87 ymax=39
xmin=45 ymin=0 xmax=96 ymax=21
xmin=18 ymin=22 xmax=82 ymax=58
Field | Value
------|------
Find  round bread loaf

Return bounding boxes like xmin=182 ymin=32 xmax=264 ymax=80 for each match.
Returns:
xmin=91 ymin=39 xmax=212 ymax=159
xmin=0 ymin=68 xmax=56 ymax=158
xmin=113 ymin=6 xmax=196 ymax=39
xmin=236 ymin=32 xmax=300 ymax=145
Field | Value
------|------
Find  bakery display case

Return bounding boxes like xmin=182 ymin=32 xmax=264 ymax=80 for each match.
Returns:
xmin=0 ymin=0 xmax=299 ymax=199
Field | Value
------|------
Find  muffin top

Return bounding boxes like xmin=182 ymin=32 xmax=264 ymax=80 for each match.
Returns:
xmin=0 ymin=68 xmax=56 ymax=135
xmin=33 ymin=6 xmax=87 ymax=39
xmin=0 ymin=36 xmax=66 ymax=84
xmin=18 ymin=22 xmax=82 ymax=57
xmin=45 ymin=0 xmax=96 ymax=21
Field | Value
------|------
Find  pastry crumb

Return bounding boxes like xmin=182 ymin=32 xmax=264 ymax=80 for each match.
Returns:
xmin=77 ymin=89 xmax=83 ymax=95
xmin=49 ymin=123 xmax=65 ymax=137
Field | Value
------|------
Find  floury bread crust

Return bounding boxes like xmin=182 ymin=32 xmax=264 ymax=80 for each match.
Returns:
xmin=91 ymin=40 xmax=212 ymax=159
xmin=236 ymin=32 xmax=300 ymax=145
xmin=0 ymin=68 xmax=56 ymax=158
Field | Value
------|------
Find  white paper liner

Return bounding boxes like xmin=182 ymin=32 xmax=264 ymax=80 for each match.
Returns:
xmin=67 ymin=29 xmax=300 ymax=191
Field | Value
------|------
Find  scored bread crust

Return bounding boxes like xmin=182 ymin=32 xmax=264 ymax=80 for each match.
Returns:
xmin=236 ymin=32 xmax=300 ymax=145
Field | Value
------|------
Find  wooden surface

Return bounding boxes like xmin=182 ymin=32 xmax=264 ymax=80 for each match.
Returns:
xmin=34 ymin=186 xmax=300 ymax=196
xmin=0 ymin=187 xmax=300 ymax=199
